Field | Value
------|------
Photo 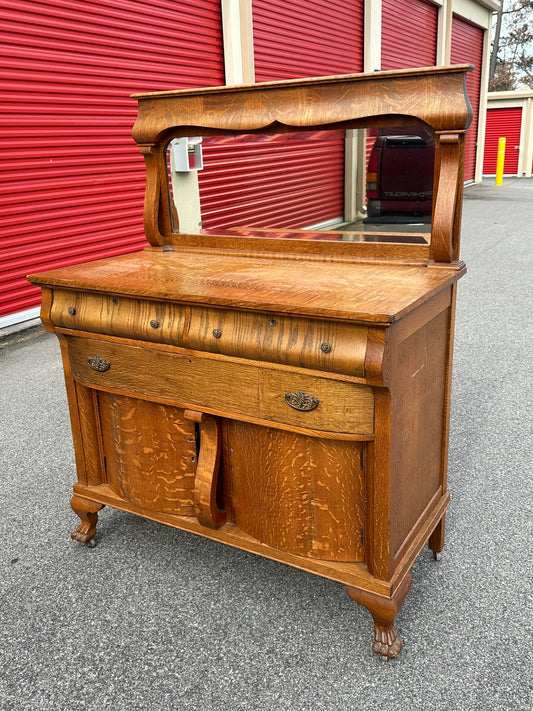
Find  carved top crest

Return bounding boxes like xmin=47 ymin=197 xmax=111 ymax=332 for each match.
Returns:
xmin=132 ymin=65 xmax=473 ymax=144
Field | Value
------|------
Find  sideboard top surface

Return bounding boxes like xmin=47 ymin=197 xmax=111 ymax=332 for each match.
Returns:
xmin=29 ymin=250 xmax=465 ymax=324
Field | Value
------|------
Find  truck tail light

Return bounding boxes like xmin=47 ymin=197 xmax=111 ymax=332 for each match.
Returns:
xmin=366 ymin=149 xmax=380 ymax=198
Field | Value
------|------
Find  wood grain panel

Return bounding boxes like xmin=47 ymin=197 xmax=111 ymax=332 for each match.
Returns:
xmin=389 ymin=309 xmax=449 ymax=554
xmin=98 ymin=393 xmax=197 ymax=514
xmin=50 ymin=289 xmax=186 ymax=346
xmin=186 ymin=306 xmax=367 ymax=376
xmin=66 ymin=336 xmax=374 ymax=434
xmin=131 ymin=66 xmax=472 ymax=142
xmin=228 ymin=421 xmax=365 ymax=561
xmin=75 ymin=383 xmax=106 ymax=487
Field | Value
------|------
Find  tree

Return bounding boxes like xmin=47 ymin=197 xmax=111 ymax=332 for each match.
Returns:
xmin=489 ymin=0 xmax=533 ymax=91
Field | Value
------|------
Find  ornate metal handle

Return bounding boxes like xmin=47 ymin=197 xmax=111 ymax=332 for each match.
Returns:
xmin=87 ymin=355 xmax=110 ymax=372
xmin=285 ymin=390 xmax=319 ymax=412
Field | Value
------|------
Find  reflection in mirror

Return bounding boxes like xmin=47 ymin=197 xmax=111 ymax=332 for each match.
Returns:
xmin=166 ymin=127 xmax=434 ymax=244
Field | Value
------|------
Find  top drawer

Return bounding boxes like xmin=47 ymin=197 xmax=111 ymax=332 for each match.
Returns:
xmin=186 ymin=306 xmax=367 ymax=377
xmin=50 ymin=290 xmax=186 ymax=346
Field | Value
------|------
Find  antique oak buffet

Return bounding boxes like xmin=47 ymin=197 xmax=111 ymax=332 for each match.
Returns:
xmin=29 ymin=65 xmax=471 ymax=658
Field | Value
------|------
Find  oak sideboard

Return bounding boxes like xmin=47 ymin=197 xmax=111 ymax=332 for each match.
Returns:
xmin=29 ymin=65 xmax=471 ymax=658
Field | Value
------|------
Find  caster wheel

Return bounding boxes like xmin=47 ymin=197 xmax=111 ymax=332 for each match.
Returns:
xmin=85 ymin=538 xmax=97 ymax=548
xmin=433 ymin=550 xmax=442 ymax=561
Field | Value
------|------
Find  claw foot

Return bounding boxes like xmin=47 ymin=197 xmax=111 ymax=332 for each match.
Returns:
xmin=372 ymin=624 xmax=403 ymax=659
xmin=70 ymin=496 xmax=103 ymax=544
xmin=347 ymin=573 xmax=412 ymax=659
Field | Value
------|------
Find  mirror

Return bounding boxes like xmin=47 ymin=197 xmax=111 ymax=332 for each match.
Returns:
xmin=166 ymin=126 xmax=434 ymax=245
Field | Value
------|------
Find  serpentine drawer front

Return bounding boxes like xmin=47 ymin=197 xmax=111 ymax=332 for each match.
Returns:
xmin=67 ymin=336 xmax=375 ymax=435
xmin=186 ymin=306 xmax=368 ymax=377
xmin=50 ymin=289 xmax=187 ymax=345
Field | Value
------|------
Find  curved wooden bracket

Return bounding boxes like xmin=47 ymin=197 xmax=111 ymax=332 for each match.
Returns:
xmin=138 ymin=143 xmax=170 ymax=246
xmin=184 ymin=410 xmax=227 ymax=530
xmin=430 ymin=132 xmax=465 ymax=264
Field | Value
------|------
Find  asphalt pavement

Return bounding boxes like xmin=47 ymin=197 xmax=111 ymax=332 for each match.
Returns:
xmin=1 ymin=178 xmax=531 ymax=710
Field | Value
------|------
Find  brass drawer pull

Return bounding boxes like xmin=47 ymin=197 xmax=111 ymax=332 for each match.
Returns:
xmin=87 ymin=355 xmax=111 ymax=372
xmin=285 ymin=390 xmax=319 ymax=412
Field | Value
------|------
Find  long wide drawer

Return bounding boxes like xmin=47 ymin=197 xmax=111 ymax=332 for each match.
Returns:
xmin=67 ymin=336 xmax=374 ymax=435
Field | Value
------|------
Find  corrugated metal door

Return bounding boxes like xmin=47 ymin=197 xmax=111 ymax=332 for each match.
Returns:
xmin=381 ymin=0 xmax=438 ymax=70
xmin=451 ymin=15 xmax=484 ymax=182
xmin=198 ymin=132 xmax=345 ymax=230
xmin=198 ymin=0 xmax=364 ymax=231
xmin=252 ymin=0 xmax=364 ymax=80
xmin=0 ymin=0 xmax=224 ymax=322
xmin=482 ymin=107 xmax=522 ymax=175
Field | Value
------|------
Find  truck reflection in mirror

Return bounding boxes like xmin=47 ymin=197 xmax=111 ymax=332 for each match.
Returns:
xmin=365 ymin=129 xmax=435 ymax=224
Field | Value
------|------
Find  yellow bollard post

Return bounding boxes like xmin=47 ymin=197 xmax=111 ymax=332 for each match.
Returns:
xmin=495 ymin=137 xmax=506 ymax=186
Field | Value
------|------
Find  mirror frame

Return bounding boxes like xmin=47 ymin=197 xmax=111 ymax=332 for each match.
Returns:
xmin=132 ymin=65 xmax=473 ymax=263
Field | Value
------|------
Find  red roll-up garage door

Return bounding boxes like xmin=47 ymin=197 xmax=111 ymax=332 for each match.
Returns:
xmin=252 ymin=0 xmax=364 ymax=81
xmin=0 ymin=0 xmax=224 ymax=323
xmin=451 ymin=15 xmax=484 ymax=182
xmin=198 ymin=1 xmax=364 ymax=232
xmin=483 ymin=107 xmax=522 ymax=175
xmin=381 ymin=0 xmax=438 ymax=70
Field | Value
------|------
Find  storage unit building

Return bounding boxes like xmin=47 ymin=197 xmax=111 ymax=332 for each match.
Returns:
xmin=483 ymin=90 xmax=533 ymax=177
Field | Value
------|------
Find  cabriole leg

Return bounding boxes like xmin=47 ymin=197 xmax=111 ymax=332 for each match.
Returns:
xmin=70 ymin=496 xmax=104 ymax=545
xmin=347 ymin=573 xmax=412 ymax=659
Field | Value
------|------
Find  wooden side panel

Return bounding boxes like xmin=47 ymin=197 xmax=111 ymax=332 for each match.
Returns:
xmin=98 ymin=393 xmax=197 ymax=515
xmin=228 ymin=421 xmax=365 ymax=562
xmin=389 ymin=308 xmax=449 ymax=555
xmin=57 ymin=334 xmax=90 ymax=485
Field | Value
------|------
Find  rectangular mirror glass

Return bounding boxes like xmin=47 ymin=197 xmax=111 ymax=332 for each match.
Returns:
xmin=166 ymin=126 xmax=434 ymax=244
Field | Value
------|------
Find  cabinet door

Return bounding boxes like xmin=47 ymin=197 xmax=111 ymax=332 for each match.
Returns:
xmin=98 ymin=392 xmax=198 ymax=515
xmin=227 ymin=421 xmax=365 ymax=562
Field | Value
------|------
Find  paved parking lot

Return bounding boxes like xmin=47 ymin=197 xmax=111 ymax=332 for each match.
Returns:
xmin=1 ymin=178 xmax=531 ymax=710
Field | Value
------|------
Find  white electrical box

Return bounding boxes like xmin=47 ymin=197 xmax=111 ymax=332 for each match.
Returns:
xmin=170 ymin=137 xmax=203 ymax=172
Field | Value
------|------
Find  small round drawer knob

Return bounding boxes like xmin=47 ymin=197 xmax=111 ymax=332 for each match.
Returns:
xmin=150 ymin=320 xmax=160 ymax=329
xmin=212 ymin=329 xmax=222 ymax=339
xmin=68 ymin=306 xmax=76 ymax=316
xmin=320 ymin=342 xmax=331 ymax=353
xmin=269 ymin=318 xmax=277 ymax=327
xmin=87 ymin=355 xmax=111 ymax=372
